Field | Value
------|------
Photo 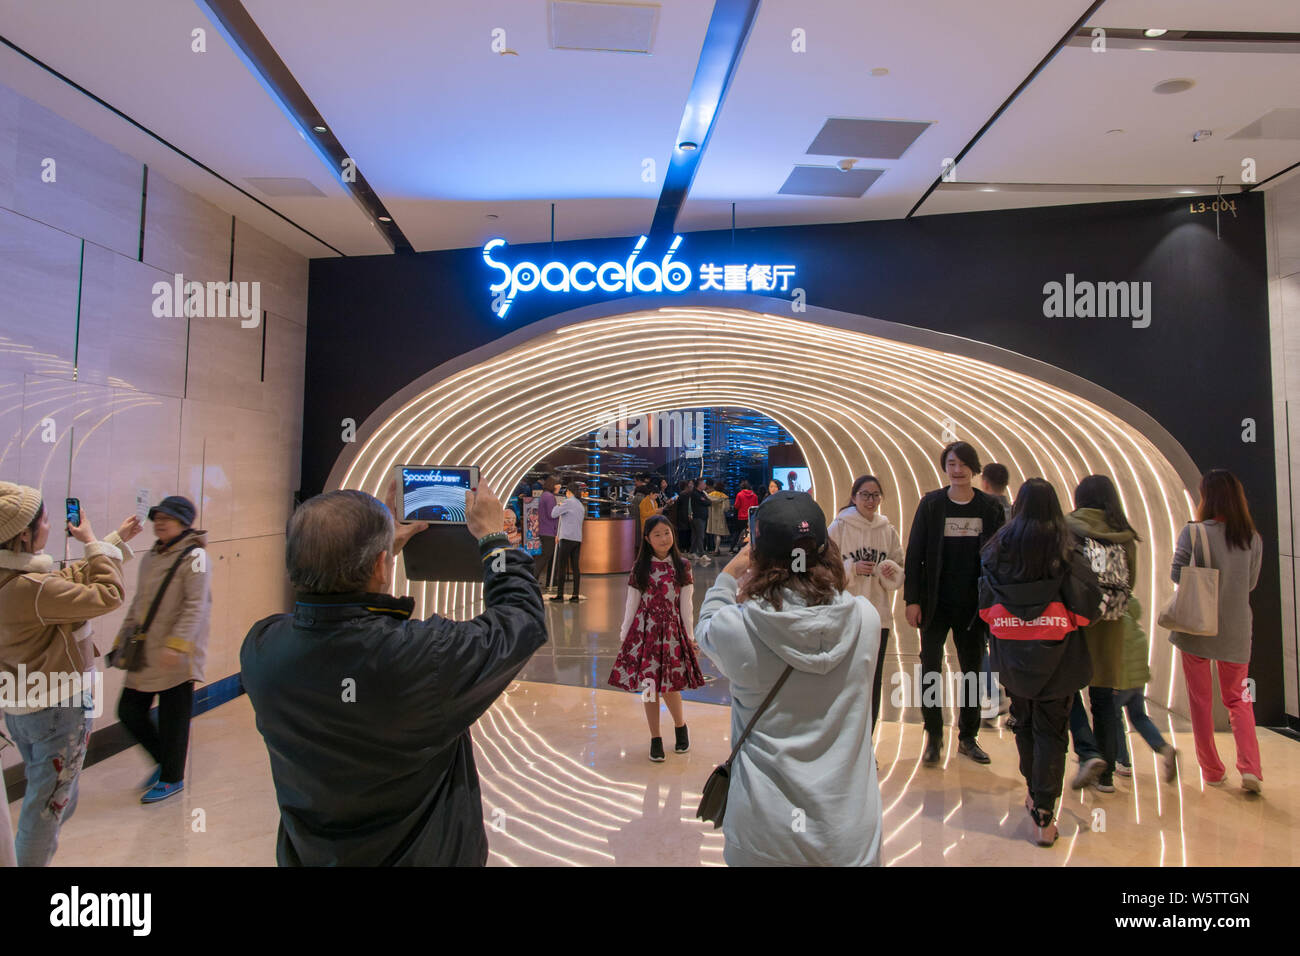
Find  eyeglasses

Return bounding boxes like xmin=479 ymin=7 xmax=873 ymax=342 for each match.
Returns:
xmin=856 ymin=491 xmax=883 ymax=500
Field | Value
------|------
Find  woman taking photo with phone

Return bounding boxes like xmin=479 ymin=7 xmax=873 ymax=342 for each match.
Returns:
xmin=695 ymin=492 xmax=882 ymax=866
xmin=0 ymin=482 xmax=142 ymax=865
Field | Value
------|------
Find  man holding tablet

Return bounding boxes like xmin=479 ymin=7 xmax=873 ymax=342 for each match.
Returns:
xmin=240 ymin=475 xmax=547 ymax=866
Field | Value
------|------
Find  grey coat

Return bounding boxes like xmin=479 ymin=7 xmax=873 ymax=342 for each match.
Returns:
xmin=1167 ymin=521 xmax=1262 ymax=663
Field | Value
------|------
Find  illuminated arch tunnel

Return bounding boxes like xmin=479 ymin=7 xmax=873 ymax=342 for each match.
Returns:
xmin=329 ymin=300 xmax=1198 ymax=718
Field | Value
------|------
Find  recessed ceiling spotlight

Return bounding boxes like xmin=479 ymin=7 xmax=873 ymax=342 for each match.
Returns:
xmin=486 ymin=214 xmax=499 ymax=221
xmin=1105 ymin=128 xmax=1125 ymax=135
xmin=1178 ymin=188 xmax=1197 ymax=194
xmin=1191 ymin=129 xmax=1212 ymax=142
xmin=980 ymin=187 xmax=997 ymax=192
xmin=837 ymin=158 xmax=858 ymax=172
xmin=678 ymin=141 xmax=698 ymax=151
xmin=1143 ymin=28 xmax=1168 ymax=38
xmin=870 ymin=67 xmax=889 ymax=76
xmin=1153 ymin=78 xmax=1194 ymax=94
xmin=377 ymin=215 xmax=392 ymax=223
xmin=312 ymin=125 xmax=327 ymax=133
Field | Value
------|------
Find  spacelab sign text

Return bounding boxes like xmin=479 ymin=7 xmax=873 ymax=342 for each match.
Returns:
xmin=482 ymin=235 xmax=796 ymax=317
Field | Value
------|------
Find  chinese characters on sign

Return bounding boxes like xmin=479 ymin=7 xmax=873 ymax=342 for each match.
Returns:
xmin=482 ymin=235 xmax=796 ymax=317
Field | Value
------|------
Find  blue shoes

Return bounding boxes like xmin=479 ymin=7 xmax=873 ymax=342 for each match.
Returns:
xmin=141 ymin=780 xmax=183 ymax=804
xmin=140 ymin=766 xmax=161 ymax=790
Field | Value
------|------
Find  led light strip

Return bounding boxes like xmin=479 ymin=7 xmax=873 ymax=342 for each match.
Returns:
xmin=335 ymin=309 xmax=1195 ymax=719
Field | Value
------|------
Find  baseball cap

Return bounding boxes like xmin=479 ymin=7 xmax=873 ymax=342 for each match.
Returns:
xmin=148 ymin=495 xmax=196 ymax=527
xmin=752 ymin=491 xmax=827 ymax=562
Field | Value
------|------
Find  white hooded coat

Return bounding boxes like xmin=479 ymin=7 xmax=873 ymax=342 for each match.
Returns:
xmin=695 ymin=572 xmax=882 ymax=866
xmin=827 ymin=507 xmax=905 ymax=633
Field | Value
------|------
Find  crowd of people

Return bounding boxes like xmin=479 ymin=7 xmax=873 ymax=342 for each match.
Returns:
xmin=0 ymin=438 xmax=1269 ymax=867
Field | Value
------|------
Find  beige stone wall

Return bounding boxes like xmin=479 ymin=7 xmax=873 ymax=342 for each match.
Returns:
xmin=0 ymin=80 xmax=305 ymax=763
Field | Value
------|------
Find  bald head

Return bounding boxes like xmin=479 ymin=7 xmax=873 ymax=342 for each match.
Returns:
xmin=286 ymin=490 xmax=394 ymax=593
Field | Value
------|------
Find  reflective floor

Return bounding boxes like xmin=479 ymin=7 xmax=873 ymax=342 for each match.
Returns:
xmin=23 ymin=561 xmax=1300 ymax=867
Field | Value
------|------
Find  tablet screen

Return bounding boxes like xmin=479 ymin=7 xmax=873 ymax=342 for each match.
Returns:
xmin=397 ymin=466 xmax=476 ymax=522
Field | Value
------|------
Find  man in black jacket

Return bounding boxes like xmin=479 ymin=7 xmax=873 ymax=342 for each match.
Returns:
xmin=240 ymin=478 xmax=546 ymax=866
xmin=904 ymin=442 xmax=1005 ymax=766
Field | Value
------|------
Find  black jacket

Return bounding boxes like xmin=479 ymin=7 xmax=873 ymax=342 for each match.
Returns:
xmin=978 ymin=538 xmax=1102 ymax=700
xmin=903 ymin=487 xmax=1006 ymax=623
xmin=239 ymin=546 xmax=546 ymax=866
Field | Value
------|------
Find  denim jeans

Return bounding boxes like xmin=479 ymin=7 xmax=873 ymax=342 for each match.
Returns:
xmin=1112 ymin=688 xmax=1169 ymax=764
xmin=1068 ymin=687 xmax=1118 ymax=775
xmin=4 ymin=704 xmax=92 ymax=866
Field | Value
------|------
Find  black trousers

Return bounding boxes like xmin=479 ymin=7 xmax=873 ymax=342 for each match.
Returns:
xmin=871 ymin=628 xmax=890 ymax=736
xmin=118 ymin=681 xmax=195 ymax=784
xmin=534 ymin=535 xmax=556 ymax=588
xmin=919 ymin=605 xmax=985 ymax=740
xmin=554 ymin=539 xmax=582 ymax=598
xmin=1010 ymin=694 xmax=1073 ymax=813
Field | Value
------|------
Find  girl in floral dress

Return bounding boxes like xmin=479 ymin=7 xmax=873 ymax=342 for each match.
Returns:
xmin=608 ymin=515 xmax=705 ymax=762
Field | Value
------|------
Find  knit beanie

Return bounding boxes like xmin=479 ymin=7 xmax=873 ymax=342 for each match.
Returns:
xmin=0 ymin=482 xmax=43 ymax=545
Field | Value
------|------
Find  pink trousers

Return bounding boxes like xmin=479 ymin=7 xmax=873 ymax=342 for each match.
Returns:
xmin=1179 ymin=651 xmax=1262 ymax=780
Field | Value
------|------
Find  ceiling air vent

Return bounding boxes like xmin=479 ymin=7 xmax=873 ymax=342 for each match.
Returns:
xmin=778 ymin=165 xmax=883 ymax=199
xmin=245 ymin=177 xmax=327 ymax=197
xmin=549 ymin=0 xmax=659 ymax=53
xmin=806 ymin=118 xmax=932 ymax=160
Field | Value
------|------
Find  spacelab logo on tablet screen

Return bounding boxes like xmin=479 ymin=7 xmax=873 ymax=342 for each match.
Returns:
xmin=482 ymin=235 xmax=795 ymax=317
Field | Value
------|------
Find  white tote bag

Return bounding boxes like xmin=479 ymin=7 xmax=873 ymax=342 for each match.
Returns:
xmin=1158 ymin=522 xmax=1219 ymax=636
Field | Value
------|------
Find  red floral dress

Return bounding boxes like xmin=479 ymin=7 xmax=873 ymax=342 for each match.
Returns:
xmin=608 ymin=558 xmax=705 ymax=694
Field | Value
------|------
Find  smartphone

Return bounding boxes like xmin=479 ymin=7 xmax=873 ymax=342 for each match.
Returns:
xmin=747 ymin=504 xmax=760 ymax=547
xmin=392 ymin=465 xmax=479 ymax=523
xmin=66 ymin=497 xmax=81 ymax=528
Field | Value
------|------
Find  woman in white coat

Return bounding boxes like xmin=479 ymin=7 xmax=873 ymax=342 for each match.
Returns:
xmin=828 ymin=475 xmax=904 ymax=737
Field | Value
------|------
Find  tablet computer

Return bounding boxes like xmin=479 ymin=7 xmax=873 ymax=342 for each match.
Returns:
xmin=392 ymin=465 xmax=479 ymax=523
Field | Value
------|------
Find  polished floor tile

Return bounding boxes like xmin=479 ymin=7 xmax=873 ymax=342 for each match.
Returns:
xmin=19 ymin=561 xmax=1300 ymax=867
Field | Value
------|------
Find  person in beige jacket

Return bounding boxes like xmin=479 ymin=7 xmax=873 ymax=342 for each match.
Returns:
xmin=111 ymin=496 xmax=211 ymax=804
xmin=0 ymin=481 xmax=141 ymax=866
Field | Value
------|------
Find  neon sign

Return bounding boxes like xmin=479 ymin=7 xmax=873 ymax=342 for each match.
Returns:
xmin=482 ymin=235 xmax=795 ymax=317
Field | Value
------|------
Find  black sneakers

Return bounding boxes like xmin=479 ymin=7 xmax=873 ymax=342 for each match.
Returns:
xmin=958 ymin=738 xmax=991 ymax=765
xmin=649 ymin=737 xmax=665 ymax=762
xmin=674 ymin=724 xmax=690 ymax=753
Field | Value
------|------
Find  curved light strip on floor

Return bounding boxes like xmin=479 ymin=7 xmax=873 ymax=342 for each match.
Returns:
xmin=336 ymin=309 xmax=1195 ymax=717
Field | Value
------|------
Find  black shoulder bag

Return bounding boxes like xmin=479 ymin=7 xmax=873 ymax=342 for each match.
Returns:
xmin=696 ymin=664 xmax=794 ymax=829
xmin=110 ymin=544 xmax=200 ymax=672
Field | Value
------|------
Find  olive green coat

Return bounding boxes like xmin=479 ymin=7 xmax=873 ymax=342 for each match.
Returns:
xmin=1067 ymin=509 xmax=1138 ymax=689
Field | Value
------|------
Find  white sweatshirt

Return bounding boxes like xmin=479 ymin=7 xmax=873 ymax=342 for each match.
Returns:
xmin=827 ymin=507 xmax=904 ymax=632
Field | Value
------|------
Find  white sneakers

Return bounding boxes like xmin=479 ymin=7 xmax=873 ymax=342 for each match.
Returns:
xmin=1241 ymin=773 xmax=1263 ymax=794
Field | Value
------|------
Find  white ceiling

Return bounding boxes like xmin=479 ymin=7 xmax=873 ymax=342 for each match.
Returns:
xmin=0 ymin=0 xmax=1296 ymax=256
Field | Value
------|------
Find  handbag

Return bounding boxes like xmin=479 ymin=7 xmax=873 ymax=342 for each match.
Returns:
xmin=696 ymin=664 xmax=794 ymax=829
xmin=109 ymin=544 xmax=200 ymax=671
xmin=1157 ymin=522 xmax=1219 ymax=636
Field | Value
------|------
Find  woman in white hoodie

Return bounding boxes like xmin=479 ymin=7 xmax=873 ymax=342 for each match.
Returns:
xmin=828 ymin=475 xmax=904 ymax=736
xmin=696 ymin=491 xmax=881 ymax=866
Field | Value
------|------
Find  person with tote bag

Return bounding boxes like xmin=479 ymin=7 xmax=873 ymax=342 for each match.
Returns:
xmin=1166 ymin=470 xmax=1263 ymax=793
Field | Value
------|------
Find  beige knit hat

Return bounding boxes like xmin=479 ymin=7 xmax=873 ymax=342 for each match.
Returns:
xmin=0 ymin=482 xmax=43 ymax=545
